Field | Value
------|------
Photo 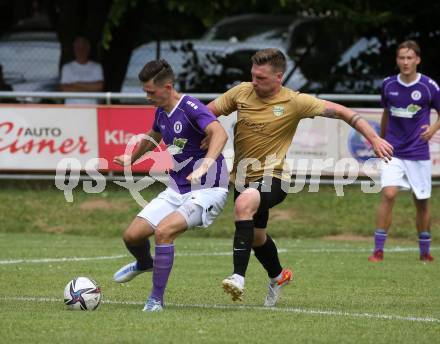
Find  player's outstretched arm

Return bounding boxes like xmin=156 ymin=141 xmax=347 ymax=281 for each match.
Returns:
xmin=320 ymin=100 xmax=394 ymax=162
xmin=207 ymin=100 xmax=222 ymax=118
xmin=113 ymin=130 xmax=162 ymax=166
xmin=187 ymin=121 xmax=228 ymax=182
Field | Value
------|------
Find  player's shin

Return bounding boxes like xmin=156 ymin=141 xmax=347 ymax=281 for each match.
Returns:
xmin=419 ymin=231 xmax=433 ymax=261
xmin=233 ymin=220 xmax=254 ymax=277
xmin=124 ymin=238 xmax=153 ymax=270
xmin=373 ymin=229 xmax=387 ymax=253
xmin=150 ymin=244 xmax=175 ymax=304
xmin=253 ymin=234 xmax=282 ymax=278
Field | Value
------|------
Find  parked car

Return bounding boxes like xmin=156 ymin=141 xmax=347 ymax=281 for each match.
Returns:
xmin=123 ymin=14 xmax=435 ymax=97
xmin=121 ymin=39 xmax=307 ymax=95
xmin=121 ymin=14 xmax=307 ymax=95
xmin=201 ymin=14 xmax=295 ymax=45
xmin=0 ymin=31 xmax=60 ymax=92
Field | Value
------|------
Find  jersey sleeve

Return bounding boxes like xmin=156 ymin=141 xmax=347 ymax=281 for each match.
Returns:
xmin=295 ymin=93 xmax=326 ymax=119
xmin=188 ymin=101 xmax=218 ymax=132
xmin=429 ymin=79 xmax=440 ymax=111
xmin=214 ymin=83 xmax=243 ymax=115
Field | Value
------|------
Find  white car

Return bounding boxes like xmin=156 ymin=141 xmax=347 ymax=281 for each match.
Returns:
xmin=0 ymin=31 xmax=60 ymax=92
xmin=121 ymin=14 xmax=308 ymax=95
xmin=122 ymin=39 xmax=307 ymax=94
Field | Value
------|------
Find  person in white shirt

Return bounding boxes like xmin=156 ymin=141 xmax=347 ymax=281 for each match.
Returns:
xmin=60 ymin=36 xmax=104 ymax=104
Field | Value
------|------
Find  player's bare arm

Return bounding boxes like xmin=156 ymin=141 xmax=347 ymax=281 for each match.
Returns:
xmin=421 ymin=110 xmax=440 ymax=141
xmin=206 ymin=100 xmax=222 ymax=118
xmin=380 ymin=109 xmax=389 ymax=138
xmin=320 ymin=100 xmax=394 ymax=161
xmin=201 ymin=101 xmax=223 ymax=150
xmin=187 ymin=121 xmax=228 ymax=182
xmin=113 ymin=129 xmax=162 ymax=166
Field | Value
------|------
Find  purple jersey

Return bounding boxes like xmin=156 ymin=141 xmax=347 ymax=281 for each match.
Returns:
xmin=152 ymin=95 xmax=229 ymax=194
xmin=381 ymin=74 xmax=440 ymax=160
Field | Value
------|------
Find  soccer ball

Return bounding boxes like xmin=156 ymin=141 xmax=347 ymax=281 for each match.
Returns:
xmin=63 ymin=277 xmax=102 ymax=311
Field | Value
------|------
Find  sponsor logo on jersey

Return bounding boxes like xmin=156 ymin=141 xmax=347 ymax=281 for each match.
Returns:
xmin=167 ymin=137 xmax=188 ymax=155
xmin=389 ymin=91 xmax=399 ymax=96
xmin=273 ymin=105 xmax=284 ymax=117
xmin=390 ymin=104 xmax=421 ymax=118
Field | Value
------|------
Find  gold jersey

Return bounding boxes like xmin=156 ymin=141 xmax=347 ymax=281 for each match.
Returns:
xmin=215 ymin=82 xmax=325 ymax=183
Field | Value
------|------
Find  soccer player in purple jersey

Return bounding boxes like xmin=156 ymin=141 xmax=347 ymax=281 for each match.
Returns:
xmin=112 ymin=59 xmax=229 ymax=312
xmin=368 ymin=40 xmax=440 ymax=262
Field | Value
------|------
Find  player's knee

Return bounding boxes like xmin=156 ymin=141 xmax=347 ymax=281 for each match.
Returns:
xmin=415 ymin=199 xmax=429 ymax=212
xmin=123 ymin=229 xmax=141 ymax=245
xmin=382 ymin=189 xmax=398 ymax=202
xmin=155 ymin=226 xmax=173 ymax=244
xmin=235 ymin=193 xmax=259 ymax=218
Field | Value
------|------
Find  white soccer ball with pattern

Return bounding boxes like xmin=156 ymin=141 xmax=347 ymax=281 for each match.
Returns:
xmin=63 ymin=277 xmax=102 ymax=311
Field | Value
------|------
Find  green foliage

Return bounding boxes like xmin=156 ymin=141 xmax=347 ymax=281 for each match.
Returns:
xmin=102 ymin=0 xmax=140 ymax=50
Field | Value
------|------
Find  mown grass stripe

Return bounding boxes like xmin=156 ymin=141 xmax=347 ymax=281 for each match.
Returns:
xmin=1 ymin=296 xmax=438 ymax=324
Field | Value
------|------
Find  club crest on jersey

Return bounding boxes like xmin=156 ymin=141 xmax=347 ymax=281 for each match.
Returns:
xmin=173 ymin=121 xmax=183 ymax=133
xmin=167 ymin=137 xmax=187 ymax=155
xmin=411 ymin=90 xmax=421 ymax=101
xmin=273 ymin=105 xmax=284 ymax=117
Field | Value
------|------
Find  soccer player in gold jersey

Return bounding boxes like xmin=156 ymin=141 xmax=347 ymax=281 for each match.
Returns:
xmin=205 ymin=48 xmax=393 ymax=306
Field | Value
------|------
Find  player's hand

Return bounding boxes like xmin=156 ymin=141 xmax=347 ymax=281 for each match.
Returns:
xmin=420 ymin=124 xmax=435 ymax=141
xmin=371 ymin=137 xmax=393 ymax=162
xmin=113 ymin=154 xmax=132 ymax=166
xmin=186 ymin=159 xmax=213 ymax=183
xmin=186 ymin=166 xmax=207 ymax=183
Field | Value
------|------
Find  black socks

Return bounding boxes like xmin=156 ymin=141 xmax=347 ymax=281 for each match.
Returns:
xmin=253 ymin=234 xmax=282 ymax=278
xmin=124 ymin=238 xmax=153 ymax=270
xmin=232 ymin=220 xmax=254 ymax=277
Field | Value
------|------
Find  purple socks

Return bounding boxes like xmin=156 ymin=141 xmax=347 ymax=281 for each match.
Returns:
xmin=374 ymin=229 xmax=387 ymax=252
xmin=418 ymin=232 xmax=431 ymax=256
xmin=150 ymin=244 xmax=174 ymax=304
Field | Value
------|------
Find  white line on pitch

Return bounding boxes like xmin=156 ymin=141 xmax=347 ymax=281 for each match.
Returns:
xmin=0 ymin=250 xmax=286 ymax=265
xmin=1 ymin=296 xmax=438 ymax=324
xmin=1 ymin=247 xmax=438 ymax=265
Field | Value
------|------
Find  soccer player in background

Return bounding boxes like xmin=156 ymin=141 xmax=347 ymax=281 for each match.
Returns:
xmin=205 ymin=48 xmax=394 ymax=306
xmin=368 ymin=40 xmax=440 ymax=262
xmin=112 ymin=59 xmax=229 ymax=312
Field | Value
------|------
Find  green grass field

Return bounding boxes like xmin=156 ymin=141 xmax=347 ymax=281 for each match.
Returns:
xmin=0 ymin=182 xmax=439 ymax=343
xmin=1 ymin=233 xmax=439 ymax=343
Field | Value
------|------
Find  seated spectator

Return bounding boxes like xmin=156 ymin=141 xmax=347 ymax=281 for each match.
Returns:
xmin=60 ymin=36 xmax=103 ymax=104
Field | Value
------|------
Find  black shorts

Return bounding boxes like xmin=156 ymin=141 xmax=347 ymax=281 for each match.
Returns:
xmin=234 ymin=177 xmax=288 ymax=229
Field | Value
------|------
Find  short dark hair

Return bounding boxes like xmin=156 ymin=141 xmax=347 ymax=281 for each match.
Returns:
xmin=251 ymin=48 xmax=286 ymax=73
xmin=397 ymin=40 xmax=421 ymax=57
xmin=138 ymin=59 xmax=174 ymax=85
